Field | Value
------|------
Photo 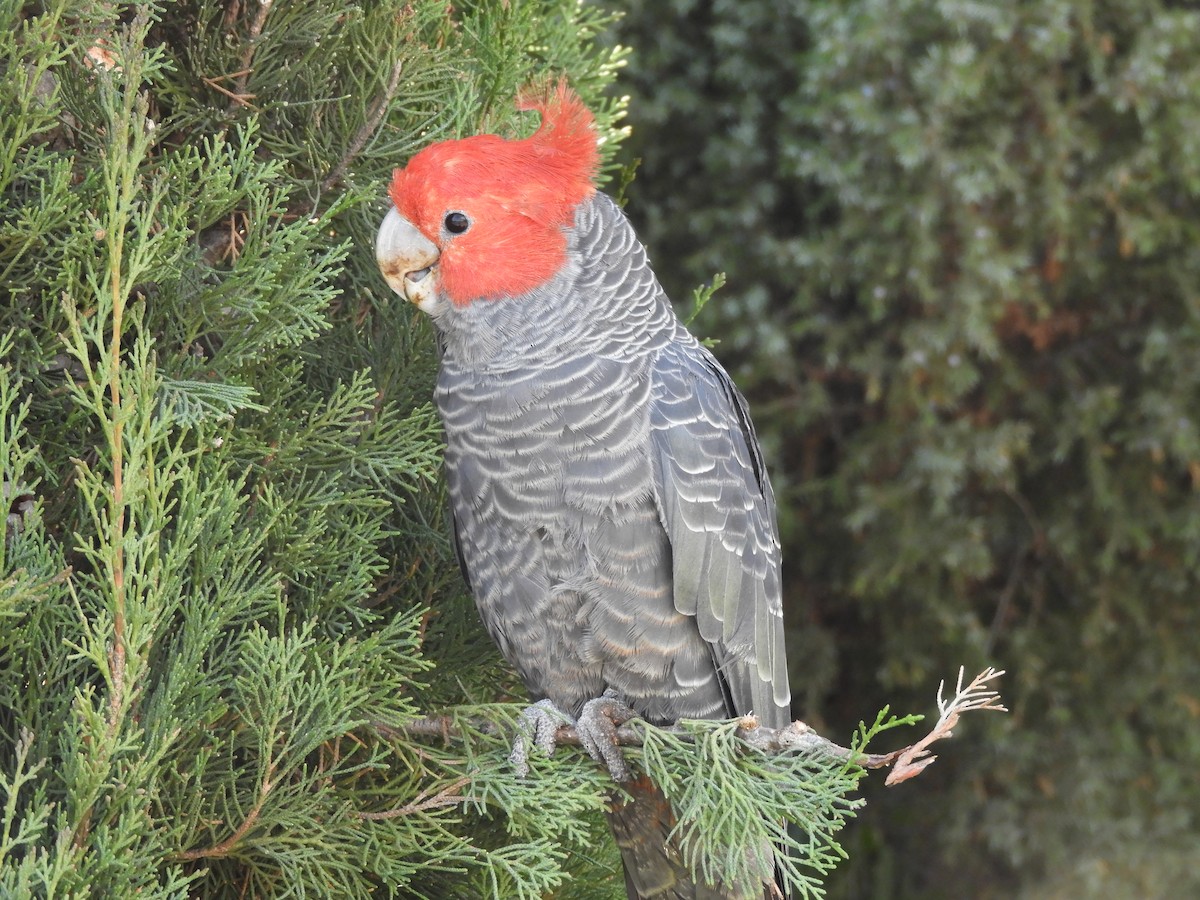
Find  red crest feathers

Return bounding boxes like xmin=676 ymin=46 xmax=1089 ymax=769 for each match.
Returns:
xmin=387 ymin=80 xmax=600 ymax=305
xmin=514 ymin=78 xmax=601 ymax=210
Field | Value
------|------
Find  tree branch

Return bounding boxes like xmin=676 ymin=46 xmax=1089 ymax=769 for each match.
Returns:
xmin=231 ymin=0 xmax=272 ymax=113
xmin=883 ymin=666 xmax=1007 ymax=785
xmin=377 ymin=668 xmax=1007 ymax=786
xmin=176 ymin=762 xmax=277 ymax=861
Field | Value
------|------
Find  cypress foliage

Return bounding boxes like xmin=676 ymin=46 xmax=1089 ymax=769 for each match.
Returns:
xmin=0 ymin=1 xmax=634 ymax=895
xmin=614 ymin=0 xmax=1200 ymax=897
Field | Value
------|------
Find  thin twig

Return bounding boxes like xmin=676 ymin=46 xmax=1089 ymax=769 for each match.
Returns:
xmin=883 ymin=666 xmax=1007 ymax=786
xmin=201 ymin=70 xmax=257 ymax=109
xmin=354 ymin=777 xmax=471 ymax=820
xmin=228 ymin=0 xmax=273 ymax=115
xmin=320 ymin=58 xmax=406 ymax=194
xmin=176 ymin=764 xmax=276 ymax=861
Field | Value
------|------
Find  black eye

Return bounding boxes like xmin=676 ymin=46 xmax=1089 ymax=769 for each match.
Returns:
xmin=444 ymin=211 xmax=470 ymax=234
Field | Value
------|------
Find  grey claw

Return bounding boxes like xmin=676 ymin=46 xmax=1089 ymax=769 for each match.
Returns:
xmin=507 ymin=692 xmax=637 ymax=781
xmin=508 ymin=699 xmax=571 ymax=777
xmin=576 ymin=691 xmax=636 ymax=782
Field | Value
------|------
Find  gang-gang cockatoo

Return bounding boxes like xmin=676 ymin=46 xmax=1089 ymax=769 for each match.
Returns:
xmin=376 ymin=83 xmax=791 ymax=899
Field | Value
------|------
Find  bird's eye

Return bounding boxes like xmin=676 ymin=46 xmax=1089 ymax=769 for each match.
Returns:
xmin=444 ymin=211 xmax=470 ymax=234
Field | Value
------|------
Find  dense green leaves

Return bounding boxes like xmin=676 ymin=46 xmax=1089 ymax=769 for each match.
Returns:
xmin=614 ymin=0 xmax=1200 ymax=896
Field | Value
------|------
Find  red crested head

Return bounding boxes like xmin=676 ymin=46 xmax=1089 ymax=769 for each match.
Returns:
xmin=387 ymin=81 xmax=599 ymax=306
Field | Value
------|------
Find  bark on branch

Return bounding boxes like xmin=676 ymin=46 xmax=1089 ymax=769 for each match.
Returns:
xmin=378 ymin=667 xmax=1007 ymax=786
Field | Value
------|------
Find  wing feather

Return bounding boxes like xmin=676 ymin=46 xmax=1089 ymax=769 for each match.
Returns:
xmin=648 ymin=339 xmax=791 ymax=728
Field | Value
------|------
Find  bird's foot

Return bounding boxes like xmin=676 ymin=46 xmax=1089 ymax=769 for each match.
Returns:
xmin=507 ymin=690 xmax=637 ymax=781
xmin=508 ymin=699 xmax=572 ymax=777
xmin=575 ymin=690 xmax=636 ymax=782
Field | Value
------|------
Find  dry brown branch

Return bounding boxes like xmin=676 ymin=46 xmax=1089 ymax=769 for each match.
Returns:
xmin=201 ymin=70 xmax=257 ymax=109
xmin=883 ymin=666 xmax=1007 ymax=785
xmin=216 ymin=0 xmax=274 ymax=116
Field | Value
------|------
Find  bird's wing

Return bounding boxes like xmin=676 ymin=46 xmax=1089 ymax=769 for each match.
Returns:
xmin=647 ymin=339 xmax=790 ymax=728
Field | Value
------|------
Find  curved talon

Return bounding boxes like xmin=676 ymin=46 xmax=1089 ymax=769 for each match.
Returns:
xmin=576 ymin=691 xmax=636 ymax=782
xmin=508 ymin=699 xmax=571 ymax=777
xmin=507 ymin=692 xmax=638 ymax=781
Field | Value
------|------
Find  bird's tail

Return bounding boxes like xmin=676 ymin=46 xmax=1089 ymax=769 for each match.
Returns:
xmin=605 ymin=775 xmax=782 ymax=899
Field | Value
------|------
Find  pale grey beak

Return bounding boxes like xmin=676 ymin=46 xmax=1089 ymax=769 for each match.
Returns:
xmin=376 ymin=207 xmax=440 ymax=312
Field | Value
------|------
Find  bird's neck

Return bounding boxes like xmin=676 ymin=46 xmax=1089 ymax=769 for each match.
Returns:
xmin=432 ymin=193 xmax=677 ymax=372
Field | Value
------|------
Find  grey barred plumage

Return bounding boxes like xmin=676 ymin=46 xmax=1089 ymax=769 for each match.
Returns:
xmin=432 ymin=194 xmax=789 ymax=734
xmin=429 ymin=195 xmax=787 ymax=898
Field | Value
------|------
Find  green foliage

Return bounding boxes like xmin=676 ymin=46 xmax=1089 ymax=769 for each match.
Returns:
xmin=0 ymin=0 xmax=644 ymax=896
xmin=405 ymin=704 xmax=917 ymax=900
xmin=637 ymin=718 xmax=857 ymax=898
xmin=614 ymin=0 xmax=1200 ymax=896
xmin=396 ymin=704 xmax=620 ymax=899
xmin=684 ymin=272 xmax=726 ymax=348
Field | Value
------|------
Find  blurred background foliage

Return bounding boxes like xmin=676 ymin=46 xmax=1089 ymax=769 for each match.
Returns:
xmin=610 ymin=0 xmax=1200 ymax=896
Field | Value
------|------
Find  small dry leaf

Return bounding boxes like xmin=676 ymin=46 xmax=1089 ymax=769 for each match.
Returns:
xmin=84 ymin=44 xmax=119 ymax=72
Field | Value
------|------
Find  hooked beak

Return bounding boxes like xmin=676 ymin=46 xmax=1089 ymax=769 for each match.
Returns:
xmin=376 ymin=207 xmax=440 ymax=313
